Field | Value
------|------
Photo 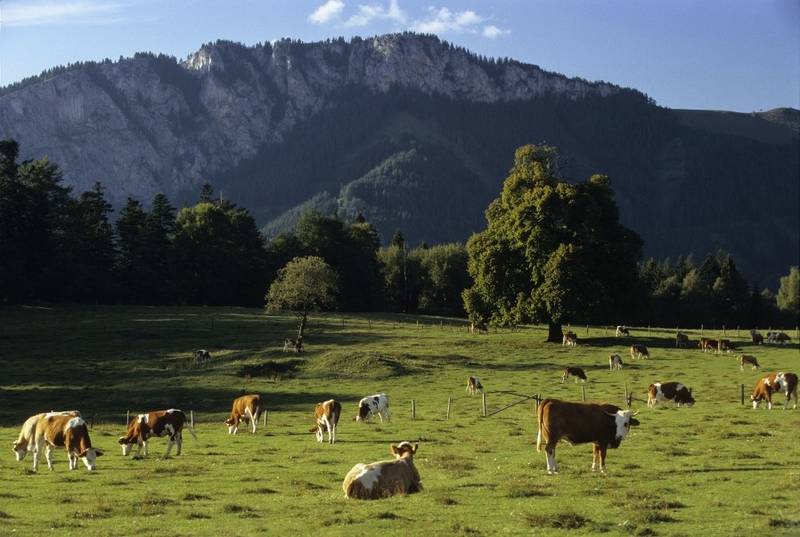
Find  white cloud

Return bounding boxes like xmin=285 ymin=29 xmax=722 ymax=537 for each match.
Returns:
xmin=2 ymin=1 xmax=123 ymax=26
xmin=411 ymin=7 xmax=483 ymax=34
xmin=344 ymin=0 xmax=406 ymax=27
xmin=482 ymin=25 xmax=510 ymax=39
xmin=308 ymin=0 xmax=345 ymax=25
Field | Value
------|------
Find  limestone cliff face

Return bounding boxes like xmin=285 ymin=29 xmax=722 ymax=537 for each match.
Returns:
xmin=0 ymin=33 xmax=619 ymax=202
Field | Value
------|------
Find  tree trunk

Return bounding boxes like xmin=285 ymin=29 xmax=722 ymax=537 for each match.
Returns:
xmin=546 ymin=321 xmax=563 ymax=343
xmin=297 ymin=310 xmax=307 ymax=341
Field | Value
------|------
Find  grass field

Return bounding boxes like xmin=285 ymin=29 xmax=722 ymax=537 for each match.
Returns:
xmin=1 ymin=305 xmax=798 ymax=536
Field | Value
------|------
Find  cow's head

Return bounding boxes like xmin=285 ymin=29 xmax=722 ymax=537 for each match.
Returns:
xmin=79 ymin=447 xmax=103 ymax=471
xmin=12 ymin=440 xmax=28 ymax=461
xmin=391 ymin=441 xmax=418 ymax=459
xmin=354 ymin=403 xmax=370 ymax=422
xmin=609 ymin=410 xmax=639 ymax=440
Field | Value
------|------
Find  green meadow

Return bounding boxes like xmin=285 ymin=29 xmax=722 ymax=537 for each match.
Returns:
xmin=1 ymin=305 xmax=798 ymax=536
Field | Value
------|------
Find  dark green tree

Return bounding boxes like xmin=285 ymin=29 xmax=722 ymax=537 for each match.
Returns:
xmin=115 ymin=198 xmax=148 ymax=302
xmin=463 ymin=145 xmax=642 ymax=341
xmin=776 ymin=266 xmax=799 ymax=321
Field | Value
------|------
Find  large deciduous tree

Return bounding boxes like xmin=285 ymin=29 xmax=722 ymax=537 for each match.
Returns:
xmin=463 ymin=144 xmax=642 ymax=342
xmin=265 ymin=256 xmax=337 ymax=341
xmin=776 ymin=266 xmax=799 ymax=321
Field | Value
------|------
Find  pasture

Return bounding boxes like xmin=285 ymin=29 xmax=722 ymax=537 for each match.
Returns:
xmin=1 ymin=305 xmax=798 ymax=536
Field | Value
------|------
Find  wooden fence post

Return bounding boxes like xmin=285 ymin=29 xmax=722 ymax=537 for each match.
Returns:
xmin=740 ymin=384 xmax=744 ymax=406
xmin=368 ymin=319 xmax=372 ymax=329
xmin=624 ymin=383 xmax=628 ymax=408
xmin=736 ymin=325 xmax=740 ymax=337
xmin=581 ymin=385 xmax=586 ymax=402
xmin=190 ymin=410 xmax=194 ymax=428
xmin=723 ymin=325 xmax=726 ymax=336
xmin=700 ymin=323 xmax=704 ymax=336
xmin=482 ymin=392 xmax=487 ymax=417
xmin=586 ymin=324 xmax=589 ymax=336
xmin=126 ymin=410 xmax=130 ymax=425
xmin=647 ymin=325 xmax=651 ymax=335
xmin=262 ymin=410 xmax=267 ymax=427
xmin=411 ymin=400 xmax=416 ymax=420
xmin=446 ymin=397 xmax=451 ymax=420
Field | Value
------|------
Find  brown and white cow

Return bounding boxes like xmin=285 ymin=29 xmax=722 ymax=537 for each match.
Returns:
xmin=609 ymin=353 xmax=624 ymax=370
xmin=675 ymin=333 xmax=689 ymax=348
xmin=739 ymin=355 xmax=760 ymax=371
xmin=12 ymin=411 xmax=80 ymax=462
xmin=536 ymin=399 xmax=639 ymax=474
xmin=751 ymin=372 xmax=798 ymax=410
xmin=630 ymin=344 xmax=650 ymax=360
xmin=647 ymin=382 xmax=695 ymax=407
xmin=615 ymin=326 xmax=630 ymax=337
xmin=699 ymin=338 xmax=718 ymax=353
xmin=310 ymin=399 xmax=341 ymax=444
xmin=750 ymin=330 xmax=764 ymax=344
xmin=225 ymin=394 xmax=265 ymax=434
xmin=562 ymin=331 xmax=578 ymax=346
xmin=466 ymin=376 xmax=483 ymax=395
xmin=118 ymin=409 xmax=196 ymax=458
xmin=342 ymin=442 xmax=422 ymax=499
xmin=32 ymin=414 xmax=102 ymax=472
xmin=561 ymin=367 xmax=587 ymax=383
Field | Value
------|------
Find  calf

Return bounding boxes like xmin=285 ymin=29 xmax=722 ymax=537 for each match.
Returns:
xmin=118 ymin=409 xmax=196 ymax=458
xmin=699 ymin=337 xmax=718 ymax=353
xmin=12 ymin=411 xmax=80 ymax=462
xmin=615 ymin=325 xmax=630 ymax=337
xmin=342 ymin=442 xmax=422 ymax=499
xmin=355 ymin=393 xmax=390 ymax=423
xmin=32 ymin=414 xmax=102 ymax=472
xmin=647 ymin=382 xmax=695 ymax=407
xmin=562 ymin=331 xmax=578 ymax=346
xmin=561 ymin=367 xmax=587 ymax=383
xmin=608 ymin=353 xmax=624 ymax=370
xmin=630 ymin=344 xmax=650 ymax=360
xmin=310 ymin=399 xmax=341 ymax=444
xmin=536 ymin=399 xmax=639 ymax=474
xmin=739 ymin=355 xmax=760 ymax=371
xmin=225 ymin=394 xmax=264 ymax=434
xmin=751 ymin=372 xmax=798 ymax=410
xmin=466 ymin=376 xmax=483 ymax=395
xmin=675 ymin=333 xmax=689 ymax=348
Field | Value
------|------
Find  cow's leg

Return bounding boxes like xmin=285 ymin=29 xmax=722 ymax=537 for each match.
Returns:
xmin=45 ymin=445 xmax=55 ymax=471
xmin=164 ymin=437 xmax=174 ymax=458
xmin=598 ymin=444 xmax=608 ymax=473
xmin=32 ymin=439 xmax=41 ymax=472
xmin=377 ymin=411 xmax=384 ymax=423
xmin=330 ymin=420 xmax=336 ymax=444
xmin=591 ymin=445 xmax=598 ymax=471
xmin=545 ymin=446 xmax=558 ymax=474
xmin=246 ymin=408 xmax=256 ymax=434
xmin=176 ymin=431 xmax=183 ymax=455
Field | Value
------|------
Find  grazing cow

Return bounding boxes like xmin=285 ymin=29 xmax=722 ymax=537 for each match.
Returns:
xmin=717 ymin=339 xmax=733 ymax=354
xmin=283 ymin=337 xmax=304 ymax=353
xmin=310 ymin=399 xmax=341 ymax=444
xmin=609 ymin=353 xmax=624 ymax=370
xmin=750 ymin=330 xmax=764 ymax=344
xmin=675 ymin=333 xmax=689 ymax=348
xmin=561 ymin=367 xmax=587 ymax=383
xmin=225 ymin=394 xmax=265 ymax=434
xmin=194 ymin=349 xmax=211 ymax=365
xmin=647 ymin=382 xmax=695 ymax=408
xmin=699 ymin=337 xmax=718 ymax=353
xmin=466 ymin=376 xmax=483 ymax=395
xmin=766 ymin=332 xmax=791 ymax=345
xmin=739 ymin=355 xmax=760 ymax=371
xmin=536 ymin=399 xmax=639 ymax=474
xmin=342 ymin=442 xmax=422 ymax=499
xmin=469 ymin=321 xmax=488 ymax=334
xmin=562 ymin=331 xmax=578 ymax=346
xmin=12 ymin=411 xmax=80 ymax=462
xmin=355 ymin=393 xmax=391 ymax=423
xmin=118 ymin=409 xmax=196 ymax=458
xmin=751 ymin=372 xmax=798 ymax=410
xmin=630 ymin=344 xmax=650 ymax=360
xmin=615 ymin=326 xmax=630 ymax=337
xmin=32 ymin=414 xmax=102 ymax=472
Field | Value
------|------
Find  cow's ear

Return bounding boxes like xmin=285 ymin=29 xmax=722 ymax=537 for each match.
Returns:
xmin=412 ymin=443 xmax=418 ymax=454
xmin=390 ymin=444 xmax=399 ymax=455
xmin=95 ymin=449 xmax=104 ymax=457
xmin=117 ymin=437 xmax=127 ymax=444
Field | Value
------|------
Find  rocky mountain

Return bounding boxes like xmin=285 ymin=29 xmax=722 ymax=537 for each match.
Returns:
xmin=0 ymin=33 xmax=797 ymax=285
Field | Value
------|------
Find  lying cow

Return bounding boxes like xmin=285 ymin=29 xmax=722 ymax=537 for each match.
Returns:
xmin=342 ymin=442 xmax=422 ymax=499
xmin=699 ymin=337 xmax=718 ymax=353
xmin=283 ymin=337 xmax=304 ymax=353
xmin=225 ymin=394 xmax=265 ymax=434
xmin=32 ymin=414 xmax=103 ymax=472
xmin=118 ymin=409 xmax=196 ymax=458
xmin=536 ymin=399 xmax=639 ymax=474
xmin=675 ymin=333 xmax=689 ymax=348
xmin=630 ymin=344 xmax=650 ymax=360
xmin=615 ymin=326 xmax=630 ymax=337
xmin=355 ymin=393 xmax=390 ymax=423
xmin=562 ymin=331 xmax=578 ymax=346
xmin=466 ymin=376 xmax=483 ymax=395
xmin=310 ymin=399 xmax=341 ymax=444
xmin=739 ymin=355 xmax=760 ymax=371
xmin=767 ymin=332 xmax=791 ymax=345
xmin=561 ymin=367 xmax=587 ymax=383
xmin=609 ymin=353 xmax=624 ymax=370
xmin=647 ymin=382 xmax=695 ymax=407
xmin=751 ymin=372 xmax=798 ymax=410
xmin=750 ymin=329 xmax=764 ymax=344
xmin=12 ymin=411 xmax=81 ymax=462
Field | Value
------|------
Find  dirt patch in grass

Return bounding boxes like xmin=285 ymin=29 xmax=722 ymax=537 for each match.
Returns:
xmin=767 ymin=516 xmax=800 ymax=528
xmin=238 ymin=359 xmax=302 ymax=379
xmin=525 ymin=511 xmax=589 ymax=530
xmin=244 ymin=487 xmax=278 ymax=494
xmin=452 ymin=522 xmax=482 ymax=535
xmin=287 ymin=479 xmax=325 ymax=491
xmin=0 ymin=511 xmax=12 ymax=520
xmin=428 ymin=454 xmax=476 ymax=476
xmin=186 ymin=512 xmax=211 ymax=520
xmin=376 ymin=512 xmax=403 ymax=520
xmin=183 ymin=493 xmax=211 ymax=501
xmin=132 ymin=493 xmax=171 ymax=516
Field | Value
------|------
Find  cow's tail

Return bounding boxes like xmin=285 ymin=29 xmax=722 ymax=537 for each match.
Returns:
xmin=536 ymin=400 xmax=548 ymax=452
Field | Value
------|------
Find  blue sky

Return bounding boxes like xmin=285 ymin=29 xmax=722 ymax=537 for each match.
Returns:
xmin=0 ymin=0 xmax=797 ymax=112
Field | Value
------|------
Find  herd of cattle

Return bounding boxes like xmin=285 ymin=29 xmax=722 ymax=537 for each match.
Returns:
xmin=10 ymin=326 xmax=798 ymax=499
